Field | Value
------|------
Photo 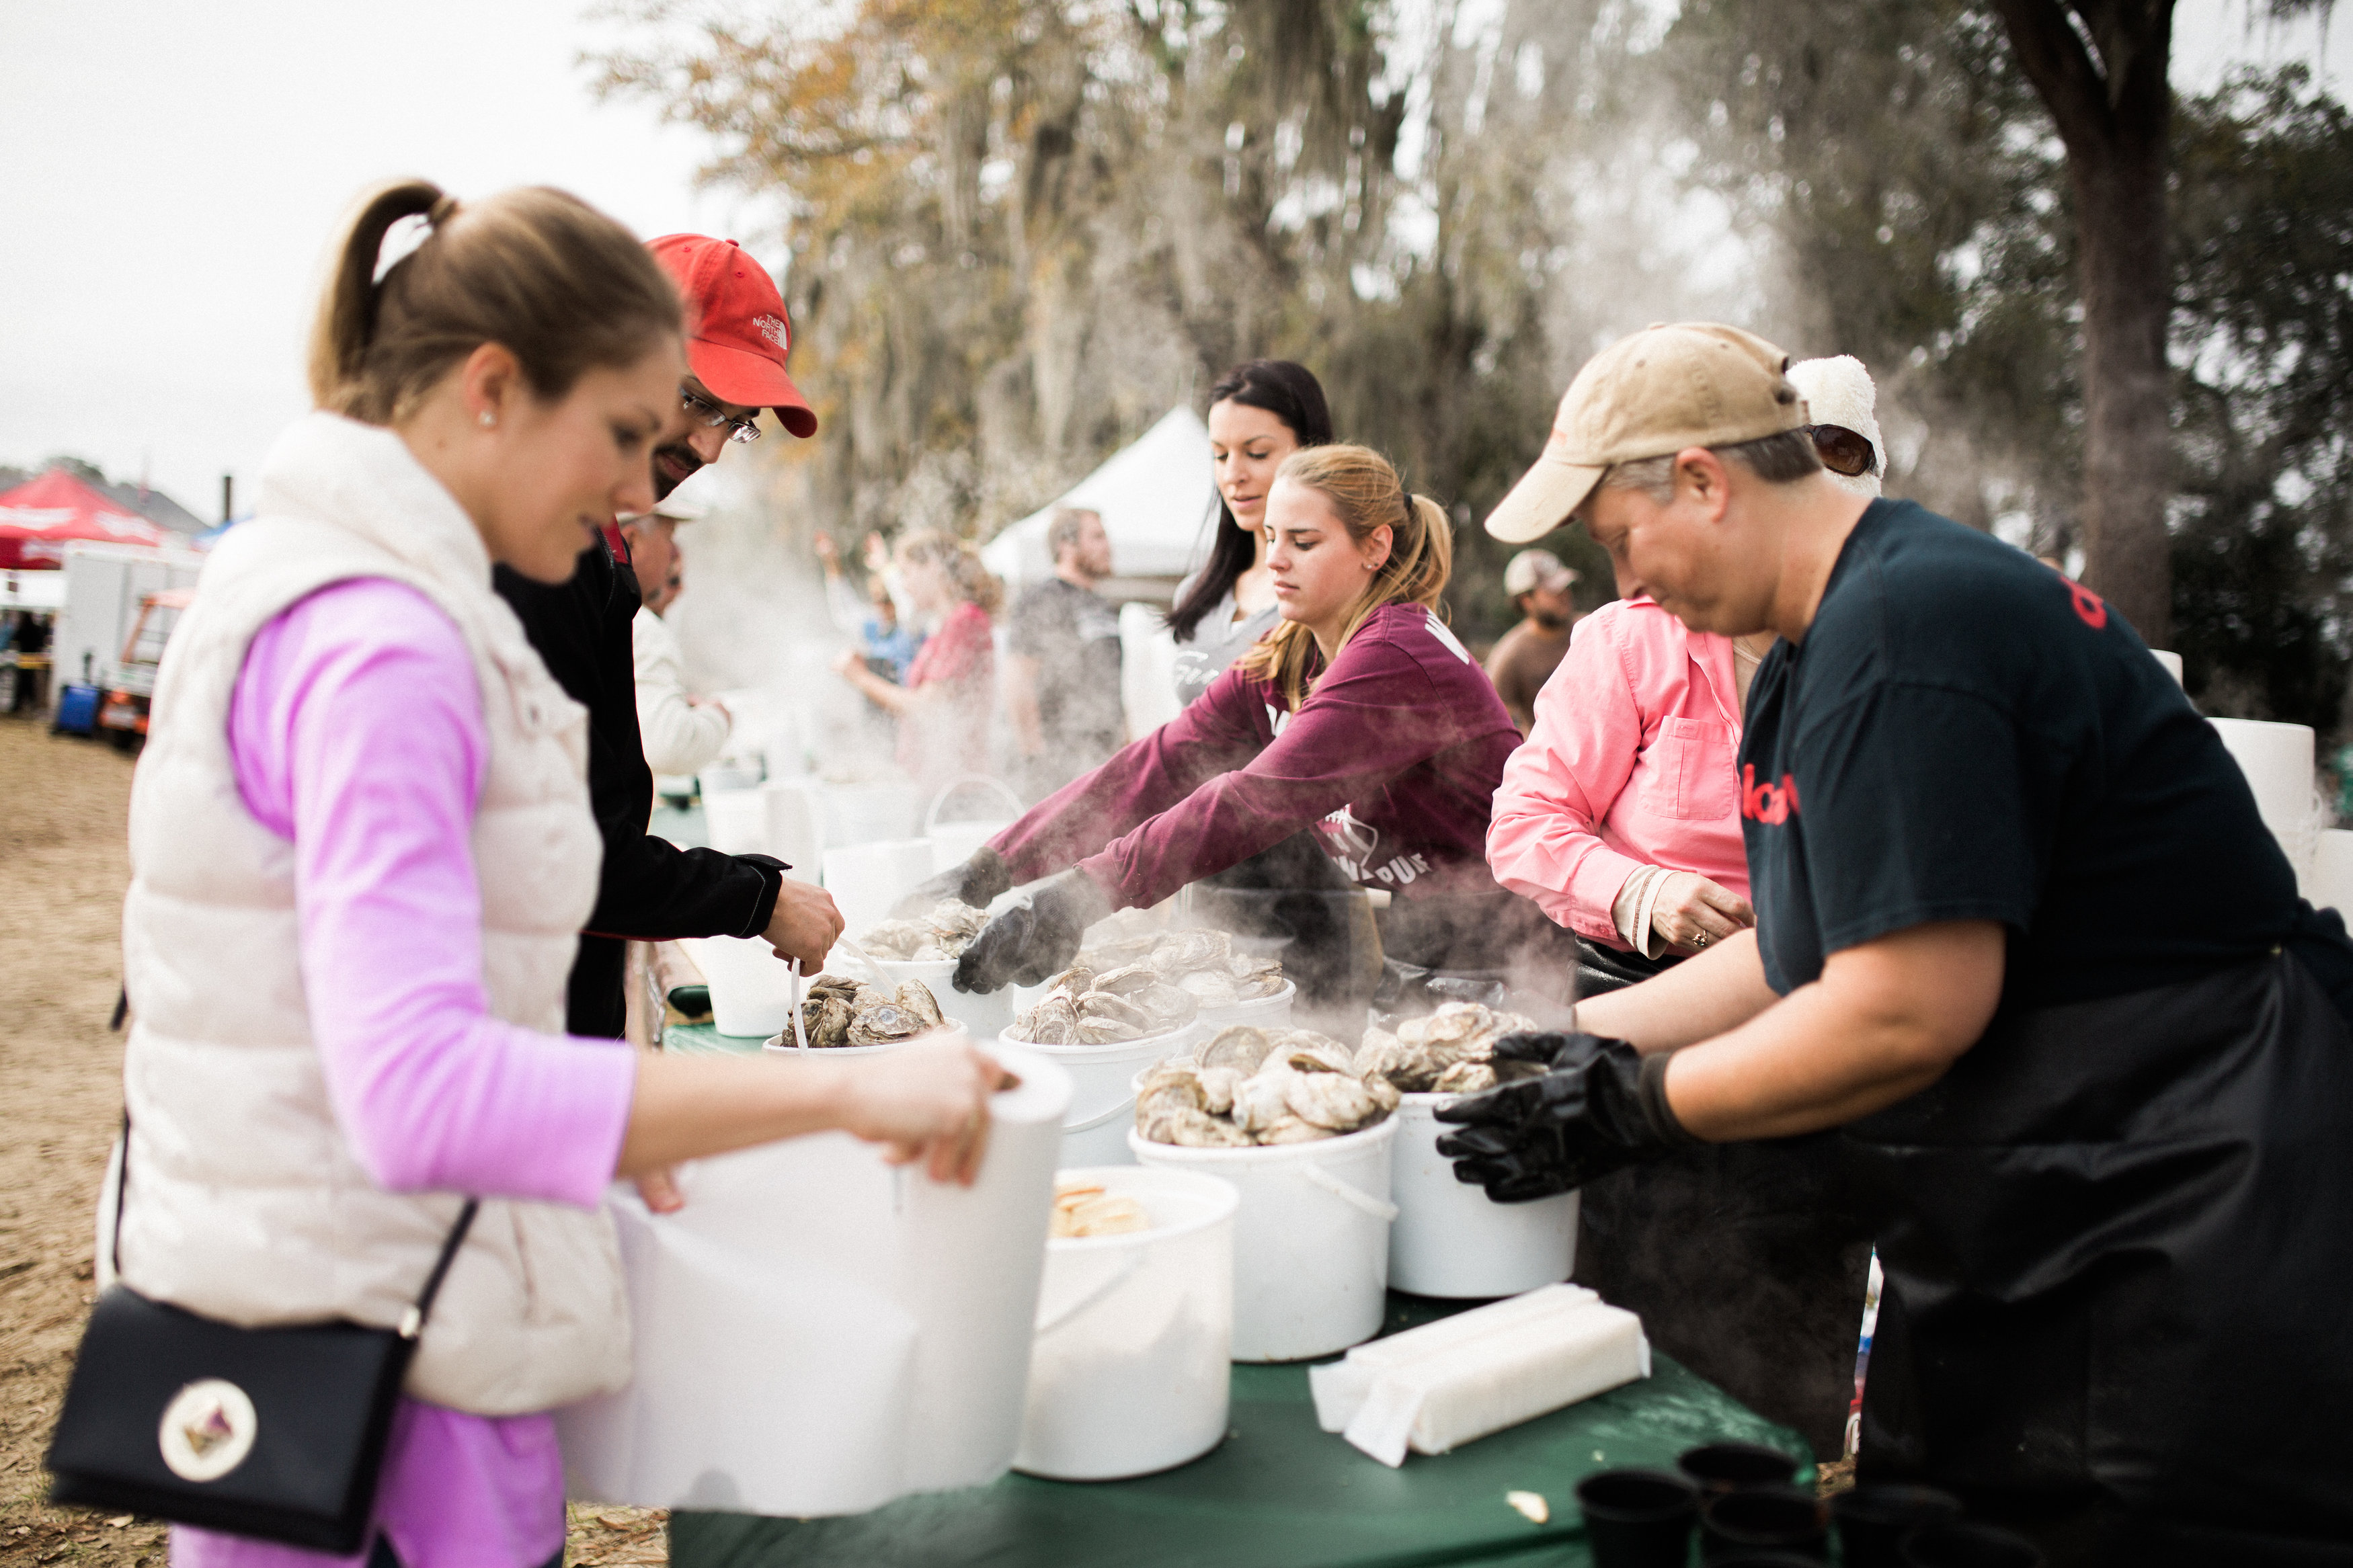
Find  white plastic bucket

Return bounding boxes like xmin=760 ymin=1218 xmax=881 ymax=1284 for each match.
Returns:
xmin=1195 ymin=981 xmax=1297 ymax=1033
xmin=824 ymin=780 xmax=922 ymax=848
xmin=856 ymin=956 xmax=1012 ymax=1043
xmin=824 ymin=839 xmax=938 ymax=938
xmin=1131 ymin=1116 xmax=1399 ymax=1362
xmin=683 ymin=936 xmax=797 ymax=1038
xmin=761 ymin=780 xmax=826 ymax=880
xmin=1388 ymin=1093 xmax=1579 ymax=1298
xmin=2315 ymin=829 xmax=2353 ymax=919
xmin=924 ymin=774 xmax=1023 ymax=875
xmin=1013 ymin=1167 xmax=1238 ymax=1481
xmin=700 ymin=761 xmax=764 ymax=796
xmin=559 ymin=1044 xmax=1072 ymax=1516
xmin=1000 ymin=1024 xmax=1203 ymax=1168
xmin=703 ymin=788 xmax=768 ymax=856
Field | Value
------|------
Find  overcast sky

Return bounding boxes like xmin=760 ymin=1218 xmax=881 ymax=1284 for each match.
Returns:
xmin=1 ymin=0 xmax=2344 ymax=517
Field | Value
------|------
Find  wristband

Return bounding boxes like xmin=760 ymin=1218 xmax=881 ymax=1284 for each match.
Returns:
xmin=1638 ymin=1050 xmax=1703 ymax=1149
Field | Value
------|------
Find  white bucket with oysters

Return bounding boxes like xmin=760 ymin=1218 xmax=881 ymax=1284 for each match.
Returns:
xmin=764 ymin=939 xmax=961 ymax=1056
xmin=998 ymin=948 xmax=1218 ymax=1166
xmin=1359 ymin=1002 xmax=1580 ymax=1298
xmin=850 ymin=900 xmax=1012 ymax=1041
xmin=1129 ymin=1026 xmax=1400 ymax=1360
xmin=1013 ymin=1169 xmax=1240 ymax=1481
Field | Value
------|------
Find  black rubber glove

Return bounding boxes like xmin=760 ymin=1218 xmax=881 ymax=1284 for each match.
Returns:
xmin=953 ymin=870 xmax=1113 ymax=994
xmin=1433 ymin=1032 xmax=1698 ymax=1202
xmin=890 ymin=845 xmax=1014 ymax=919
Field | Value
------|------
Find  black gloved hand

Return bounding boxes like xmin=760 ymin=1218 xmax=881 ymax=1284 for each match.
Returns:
xmin=953 ymin=870 xmax=1113 ymax=994
xmin=1433 ymin=1033 xmax=1698 ymax=1202
xmin=891 ymin=845 xmax=1014 ymax=919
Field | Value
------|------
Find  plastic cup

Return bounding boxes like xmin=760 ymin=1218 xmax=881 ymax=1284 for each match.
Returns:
xmin=1901 ymin=1522 xmax=2046 ymax=1568
xmin=1700 ymin=1485 xmax=1829 ymax=1561
xmin=1678 ymin=1440 xmax=1802 ymax=1495
xmin=1574 ymin=1467 xmax=1700 ymax=1568
xmin=1833 ymin=1484 xmax=1964 ymax=1568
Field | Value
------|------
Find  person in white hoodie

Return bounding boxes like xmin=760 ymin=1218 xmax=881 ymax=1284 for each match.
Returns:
xmin=622 ymin=474 xmax=731 ymax=781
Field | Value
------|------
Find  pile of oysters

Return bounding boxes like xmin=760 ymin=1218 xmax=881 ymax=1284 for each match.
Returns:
xmin=1074 ymin=928 xmax=1283 ymax=1010
xmin=1355 ymin=1001 xmax=1549 ymax=1096
xmin=857 ymin=901 xmax=992 ymax=962
xmin=794 ymin=974 xmax=949 ymax=1049
xmin=1008 ymin=960 xmax=1200 ymax=1045
xmin=1136 ymin=1026 xmax=1400 ymax=1147
xmin=1137 ymin=1001 xmax=1548 ymax=1147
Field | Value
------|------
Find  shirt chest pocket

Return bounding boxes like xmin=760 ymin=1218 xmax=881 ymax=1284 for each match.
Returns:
xmin=1635 ymin=715 xmax=1739 ymax=822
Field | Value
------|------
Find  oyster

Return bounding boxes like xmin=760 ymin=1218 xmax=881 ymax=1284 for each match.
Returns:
xmin=797 ymin=974 xmax=949 ymax=1049
xmin=1175 ymin=968 xmax=1241 ymax=1007
xmin=1008 ymin=959 xmax=1199 ymax=1045
xmin=1200 ymin=1026 xmax=1274 ymax=1074
xmin=1356 ymin=1003 xmax=1550 ymax=1094
xmin=1148 ymin=929 xmax=1232 ymax=977
xmin=1051 ymin=1181 xmax=1150 ymax=1238
xmin=1141 ymin=1104 xmax=1254 ymax=1147
xmin=859 ymin=900 xmax=993 ymax=961
xmin=1283 ymin=1069 xmax=1381 ymax=1130
xmin=1277 ymin=1032 xmax=1358 ymax=1076
xmin=1230 ymin=954 xmax=1286 ymax=999
xmin=1433 ymin=1060 xmax=1499 ymax=1095
xmin=1258 ymin=1115 xmax=1330 ymax=1145
xmin=1198 ymin=1065 xmax=1244 ymax=1115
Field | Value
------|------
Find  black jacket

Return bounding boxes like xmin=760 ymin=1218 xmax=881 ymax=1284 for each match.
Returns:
xmin=494 ymin=532 xmax=782 ymax=1038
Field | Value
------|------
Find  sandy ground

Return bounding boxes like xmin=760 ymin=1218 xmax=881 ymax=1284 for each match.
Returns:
xmin=0 ymin=714 xmax=666 ymax=1563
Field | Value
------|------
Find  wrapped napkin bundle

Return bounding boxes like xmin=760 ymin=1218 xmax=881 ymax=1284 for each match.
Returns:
xmin=1307 ymin=1284 xmax=1648 ymax=1467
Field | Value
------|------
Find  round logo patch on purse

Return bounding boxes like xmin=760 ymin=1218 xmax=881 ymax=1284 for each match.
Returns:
xmin=158 ymin=1378 xmax=258 ymax=1482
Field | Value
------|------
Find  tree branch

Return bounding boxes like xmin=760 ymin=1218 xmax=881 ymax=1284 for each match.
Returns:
xmin=1991 ymin=0 xmax=2118 ymax=155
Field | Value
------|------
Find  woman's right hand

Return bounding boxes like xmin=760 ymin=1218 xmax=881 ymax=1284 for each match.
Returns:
xmin=1650 ymin=872 xmax=1755 ymax=956
xmin=832 ymin=1036 xmax=1012 ymax=1186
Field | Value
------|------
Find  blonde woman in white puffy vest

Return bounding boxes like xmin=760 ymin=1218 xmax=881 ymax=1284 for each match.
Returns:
xmin=116 ymin=179 xmax=1006 ymax=1568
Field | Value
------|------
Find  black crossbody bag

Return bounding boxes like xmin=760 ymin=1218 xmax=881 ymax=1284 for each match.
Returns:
xmin=46 ymin=1116 xmax=477 ymax=1552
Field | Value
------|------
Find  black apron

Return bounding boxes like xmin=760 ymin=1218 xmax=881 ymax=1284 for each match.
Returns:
xmin=1852 ymin=952 xmax=2353 ymax=1565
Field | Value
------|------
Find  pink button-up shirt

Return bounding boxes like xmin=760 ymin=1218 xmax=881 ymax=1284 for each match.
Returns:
xmin=1486 ymin=597 xmax=1749 ymax=948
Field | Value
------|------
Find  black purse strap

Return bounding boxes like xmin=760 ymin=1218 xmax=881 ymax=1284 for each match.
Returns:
xmin=113 ymin=1107 xmax=479 ymax=1342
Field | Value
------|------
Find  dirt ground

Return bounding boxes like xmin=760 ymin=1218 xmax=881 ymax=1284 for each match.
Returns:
xmin=0 ymin=714 xmax=665 ymax=1564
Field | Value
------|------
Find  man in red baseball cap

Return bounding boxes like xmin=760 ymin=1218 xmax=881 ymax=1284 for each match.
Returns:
xmin=494 ymin=235 xmax=838 ymax=1054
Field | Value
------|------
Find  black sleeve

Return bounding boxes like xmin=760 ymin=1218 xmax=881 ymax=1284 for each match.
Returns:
xmin=1795 ymin=682 xmax=2046 ymax=958
xmin=493 ymin=547 xmax=784 ymax=947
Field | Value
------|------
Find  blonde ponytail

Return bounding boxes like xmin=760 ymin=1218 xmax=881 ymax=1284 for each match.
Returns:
xmin=1235 ymin=444 xmax=1455 ymax=709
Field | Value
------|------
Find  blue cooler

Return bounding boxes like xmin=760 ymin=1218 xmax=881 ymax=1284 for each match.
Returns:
xmin=52 ymin=683 xmax=101 ymax=737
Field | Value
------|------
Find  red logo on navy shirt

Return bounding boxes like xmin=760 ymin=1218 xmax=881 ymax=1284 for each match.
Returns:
xmin=1741 ymin=765 xmax=1800 ymax=824
xmin=2063 ymin=577 xmax=2106 ymax=630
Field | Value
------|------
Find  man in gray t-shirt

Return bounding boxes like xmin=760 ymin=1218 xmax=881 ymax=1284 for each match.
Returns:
xmin=1007 ymin=507 xmax=1124 ymax=800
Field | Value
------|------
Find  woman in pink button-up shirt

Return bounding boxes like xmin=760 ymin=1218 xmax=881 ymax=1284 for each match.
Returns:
xmin=1487 ymin=595 xmax=1769 ymax=987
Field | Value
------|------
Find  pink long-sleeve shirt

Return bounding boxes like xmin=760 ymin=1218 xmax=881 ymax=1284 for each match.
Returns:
xmin=1486 ymin=597 xmax=1750 ymax=948
xmin=173 ymin=577 xmax=638 ymax=1568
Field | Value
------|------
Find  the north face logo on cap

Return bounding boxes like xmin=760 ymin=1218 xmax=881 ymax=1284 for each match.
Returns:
xmin=754 ymin=315 xmax=790 ymax=351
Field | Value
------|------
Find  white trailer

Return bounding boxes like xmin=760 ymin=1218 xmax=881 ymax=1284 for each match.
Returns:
xmin=52 ymin=542 xmax=206 ymax=707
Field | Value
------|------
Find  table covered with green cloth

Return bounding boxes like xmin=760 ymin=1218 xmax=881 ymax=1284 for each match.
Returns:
xmin=666 ymin=1290 xmax=1810 ymax=1568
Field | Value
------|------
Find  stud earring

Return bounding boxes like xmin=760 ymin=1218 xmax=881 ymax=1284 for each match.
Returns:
xmin=479 ymin=411 xmax=495 ymax=428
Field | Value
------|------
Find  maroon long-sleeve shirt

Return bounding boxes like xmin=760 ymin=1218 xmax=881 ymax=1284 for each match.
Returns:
xmin=992 ymin=602 xmax=1523 ymax=910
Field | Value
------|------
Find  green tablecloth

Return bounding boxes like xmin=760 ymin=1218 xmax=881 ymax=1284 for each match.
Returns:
xmin=663 ymin=1020 xmax=771 ymax=1055
xmin=668 ymin=1294 xmax=1808 ymax=1568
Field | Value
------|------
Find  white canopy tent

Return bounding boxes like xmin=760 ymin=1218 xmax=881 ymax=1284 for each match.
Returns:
xmin=981 ymin=405 xmax=1218 ymax=588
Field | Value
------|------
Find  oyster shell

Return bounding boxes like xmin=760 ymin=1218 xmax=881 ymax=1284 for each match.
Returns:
xmin=1076 ymin=1014 xmax=1145 ymax=1044
xmin=1141 ymin=1104 xmax=1254 ymax=1147
xmin=797 ymin=975 xmax=947 ymax=1048
xmin=1198 ymin=1065 xmax=1244 ymax=1115
xmin=1014 ymin=993 xmax=1080 ymax=1045
xmin=1149 ymin=929 xmax=1232 ymax=977
xmin=1277 ymin=1033 xmax=1358 ymax=1076
xmin=858 ymin=901 xmax=991 ymax=960
xmin=1201 ymin=1026 xmax=1274 ymax=1074
xmin=1257 ymin=1115 xmax=1333 ymax=1145
xmin=1357 ymin=1005 xmax=1550 ymax=1093
xmin=1130 ymin=981 xmax=1201 ymax=1032
xmin=1090 ymin=963 xmax=1160 ymax=996
xmin=1136 ymin=1063 xmax=1209 ymax=1117
xmin=1175 ymin=968 xmax=1241 ymax=1007
xmin=1283 ymin=1069 xmax=1380 ymax=1130
xmin=1077 ymin=991 xmax=1151 ymax=1030
xmin=1433 ymin=1060 xmax=1499 ymax=1095
xmin=898 ymin=979 xmax=945 ymax=1029
xmin=1228 ymin=1069 xmax=1296 ymax=1134
xmin=1230 ymin=954 xmax=1285 ymax=999
xmin=1007 ymin=959 xmax=1197 ymax=1045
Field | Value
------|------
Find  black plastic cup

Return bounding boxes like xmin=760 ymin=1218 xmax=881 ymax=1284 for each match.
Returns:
xmin=1833 ymin=1484 xmax=1966 ymax=1568
xmin=1901 ymin=1522 xmax=2046 ymax=1568
xmin=1700 ymin=1485 xmax=1829 ymax=1561
xmin=1576 ymin=1467 xmax=1702 ymax=1568
xmin=1677 ymin=1440 xmax=1802 ymax=1495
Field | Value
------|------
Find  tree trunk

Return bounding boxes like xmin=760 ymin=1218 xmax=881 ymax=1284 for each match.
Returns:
xmin=1995 ymin=0 xmax=2176 ymax=649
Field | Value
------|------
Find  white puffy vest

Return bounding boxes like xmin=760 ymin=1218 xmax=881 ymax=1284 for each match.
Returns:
xmin=115 ymin=413 xmax=629 ymax=1415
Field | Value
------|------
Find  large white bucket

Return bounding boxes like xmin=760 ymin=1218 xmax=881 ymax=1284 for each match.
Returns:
xmin=2211 ymin=716 xmax=2319 ymax=890
xmin=924 ymin=774 xmax=1023 ymax=875
xmin=1195 ymin=981 xmax=1297 ymax=1033
xmin=703 ymin=787 xmax=768 ymax=856
xmin=1388 ymin=1093 xmax=1579 ymax=1298
xmin=824 ymin=780 xmax=922 ymax=848
xmin=1000 ymin=1024 xmax=1202 ymax=1168
xmin=682 ymin=936 xmax=796 ymax=1038
xmin=824 ymin=839 xmax=938 ymax=938
xmin=2314 ymin=829 xmax=2353 ymax=919
xmin=761 ymin=779 xmax=826 ymax=880
xmin=560 ymin=1044 xmax=1071 ymax=1515
xmin=1131 ymin=1116 xmax=1399 ymax=1362
xmin=1013 ymin=1167 xmax=1238 ymax=1481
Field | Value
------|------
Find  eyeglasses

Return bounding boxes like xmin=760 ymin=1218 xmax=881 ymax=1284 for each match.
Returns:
xmin=682 ymin=386 xmax=763 ymax=445
xmin=1807 ymin=423 xmax=1876 ymax=479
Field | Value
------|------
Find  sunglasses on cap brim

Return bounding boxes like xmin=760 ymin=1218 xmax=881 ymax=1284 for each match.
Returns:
xmin=1807 ymin=423 xmax=1876 ymax=478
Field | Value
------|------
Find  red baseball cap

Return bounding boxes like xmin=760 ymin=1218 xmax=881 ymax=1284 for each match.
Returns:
xmin=647 ymin=235 xmax=817 ymax=439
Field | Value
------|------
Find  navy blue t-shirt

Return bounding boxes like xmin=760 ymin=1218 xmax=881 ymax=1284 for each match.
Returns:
xmin=1740 ymin=499 xmax=2314 ymax=1012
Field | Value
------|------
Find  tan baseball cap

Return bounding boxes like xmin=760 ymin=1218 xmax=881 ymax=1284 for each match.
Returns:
xmin=1484 ymin=323 xmax=1807 ymax=544
xmin=1503 ymin=548 xmax=1579 ymax=597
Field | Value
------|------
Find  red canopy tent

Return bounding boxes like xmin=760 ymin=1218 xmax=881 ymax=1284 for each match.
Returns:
xmin=0 ymin=468 xmax=174 ymax=570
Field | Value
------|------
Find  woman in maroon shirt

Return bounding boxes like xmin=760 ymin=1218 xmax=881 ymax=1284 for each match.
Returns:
xmin=924 ymin=444 xmax=1572 ymax=997
xmin=833 ymin=530 xmax=1000 ymax=796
